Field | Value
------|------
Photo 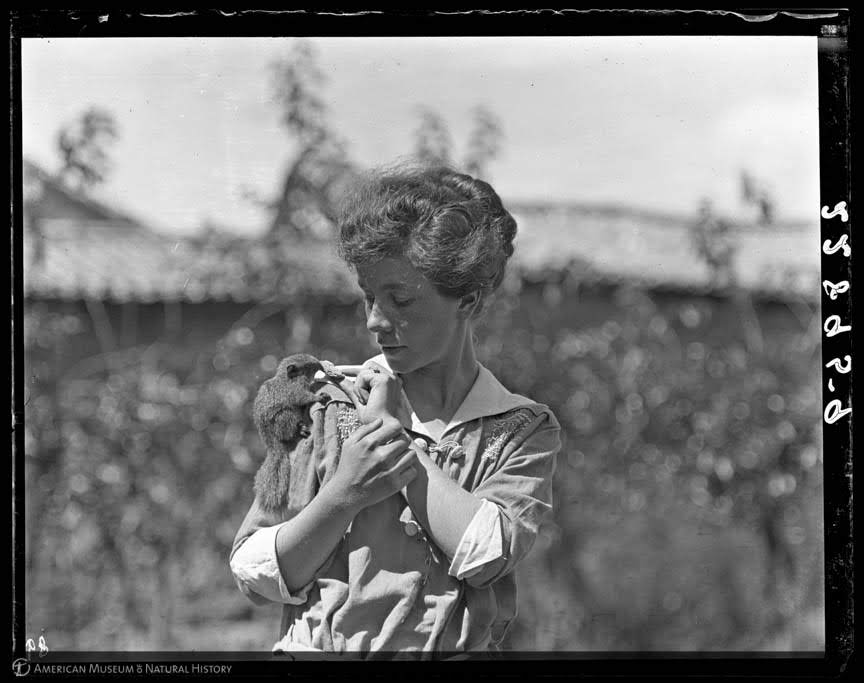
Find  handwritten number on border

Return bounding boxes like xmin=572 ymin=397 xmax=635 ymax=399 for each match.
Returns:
xmin=821 ymin=200 xmax=851 ymax=425
xmin=824 ymin=315 xmax=851 ymax=338
xmin=822 ymin=234 xmax=851 ymax=257
xmin=822 ymin=280 xmax=850 ymax=300
xmin=825 ymin=400 xmax=852 ymax=425
xmin=820 ymin=200 xmax=849 ymax=222
xmin=825 ymin=355 xmax=851 ymax=374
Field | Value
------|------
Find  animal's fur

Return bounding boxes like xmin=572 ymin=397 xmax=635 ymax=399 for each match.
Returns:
xmin=252 ymin=353 xmax=325 ymax=512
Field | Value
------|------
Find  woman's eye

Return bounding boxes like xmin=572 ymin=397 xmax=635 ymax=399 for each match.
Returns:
xmin=391 ymin=296 xmax=414 ymax=308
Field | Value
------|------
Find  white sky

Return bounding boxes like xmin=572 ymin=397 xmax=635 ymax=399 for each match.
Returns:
xmin=21 ymin=36 xmax=819 ymax=236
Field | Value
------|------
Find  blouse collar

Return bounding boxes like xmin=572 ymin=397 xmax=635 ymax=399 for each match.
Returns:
xmin=366 ymin=353 xmax=533 ymax=440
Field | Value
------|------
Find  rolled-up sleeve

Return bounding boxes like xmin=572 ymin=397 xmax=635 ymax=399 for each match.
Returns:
xmin=230 ymin=398 xmax=342 ymax=606
xmin=460 ymin=411 xmax=560 ymax=589
xmin=448 ymin=498 xmax=505 ymax=580
xmin=230 ymin=523 xmax=316 ymax=605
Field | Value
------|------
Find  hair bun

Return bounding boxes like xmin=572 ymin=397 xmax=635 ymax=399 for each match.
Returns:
xmin=496 ymin=210 xmax=517 ymax=258
xmin=439 ymin=170 xmax=516 ymax=258
xmin=338 ymin=161 xmax=518 ymax=300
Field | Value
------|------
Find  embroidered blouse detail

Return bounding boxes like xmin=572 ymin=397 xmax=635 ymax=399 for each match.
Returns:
xmin=335 ymin=403 xmax=362 ymax=445
xmin=480 ymin=409 xmax=536 ymax=464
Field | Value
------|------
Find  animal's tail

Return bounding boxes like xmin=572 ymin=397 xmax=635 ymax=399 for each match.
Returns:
xmin=254 ymin=444 xmax=293 ymax=512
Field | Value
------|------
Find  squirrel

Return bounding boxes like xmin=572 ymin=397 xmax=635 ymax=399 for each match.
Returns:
xmin=252 ymin=353 xmax=328 ymax=512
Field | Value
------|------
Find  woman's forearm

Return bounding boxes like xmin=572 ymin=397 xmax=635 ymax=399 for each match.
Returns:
xmin=274 ymin=482 xmax=360 ymax=592
xmin=402 ymin=446 xmax=483 ymax=559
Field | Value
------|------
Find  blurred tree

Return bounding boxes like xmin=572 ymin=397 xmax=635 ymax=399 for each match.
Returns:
xmin=23 ymin=163 xmax=47 ymax=269
xmin=56 ymin=107 xmax=118 ymax=193
xmin=265 ymin=40 xmax=354 ymax=237
xmin=463 ymin=105 xmax=503 ymax=178
xmin=413 ymin=106 xmax=453 ymax=166
xmin=412 ymin=105 xmax=504 ymax=180
xmin=690 ymin=199 xmax=736 ymax=290
xmin=740 ymin=170 xmax=775 ymax=226
xmin=24 ymin=106 xmax=120 ymax=609
xmin=256 ymin=41 xmax=508 ymax=239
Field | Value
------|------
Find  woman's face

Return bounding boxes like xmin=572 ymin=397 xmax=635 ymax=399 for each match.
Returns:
xmin=356 ymin=256 xmax=471 ymax=375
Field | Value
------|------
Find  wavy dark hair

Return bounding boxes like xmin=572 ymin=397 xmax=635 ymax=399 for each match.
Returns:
xmin=336 ymin=162 xmax=517 ymax=300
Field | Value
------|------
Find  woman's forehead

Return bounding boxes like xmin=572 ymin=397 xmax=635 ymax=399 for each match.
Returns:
xmin=356 ymin=257 xmax=426 ymax=289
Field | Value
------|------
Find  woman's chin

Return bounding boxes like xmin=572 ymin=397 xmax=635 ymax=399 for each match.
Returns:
xmin=380 ymin=347 xmax=411 ymax=372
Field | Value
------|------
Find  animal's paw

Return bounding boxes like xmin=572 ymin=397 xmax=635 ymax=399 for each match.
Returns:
xmin=314 ymin=359 xmax=345 ymax=381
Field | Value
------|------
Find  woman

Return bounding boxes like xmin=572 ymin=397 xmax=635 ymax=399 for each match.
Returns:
xmin=230 ymin=164 xmax=561 ymax=656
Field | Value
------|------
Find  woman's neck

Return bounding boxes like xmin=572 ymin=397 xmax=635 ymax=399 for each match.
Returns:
xmin=399 ymin=331 xmax=480 ymax=426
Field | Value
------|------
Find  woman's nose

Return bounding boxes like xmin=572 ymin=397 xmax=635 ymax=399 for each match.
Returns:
xmin=366 ymin=301 xmax=393 ymax=334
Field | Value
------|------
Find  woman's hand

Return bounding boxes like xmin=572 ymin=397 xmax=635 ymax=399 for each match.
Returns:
xmin=337 ymin=362 xmax=413 ymax=427
xmin=326 ymin=417 xmax=418 ymax=512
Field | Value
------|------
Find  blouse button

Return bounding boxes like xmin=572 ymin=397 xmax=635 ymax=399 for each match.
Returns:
xmin=404 ymin=520 xmax=421 ymax=537
xmin=437 ymin=441 xmax=464 ymax=461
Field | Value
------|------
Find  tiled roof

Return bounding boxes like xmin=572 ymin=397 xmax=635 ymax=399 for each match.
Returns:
xmin=20 ymin=161 xmax=819 ymax=304
xmin=23 ymin=159 xmax=144 ymax=227
xmin=509 ymin=203 xmax=820 ymax=302
xmin=22 ymin=159 xmax=359 ymax=304
xmin=23 ymin=220 xmax=357 ymax=304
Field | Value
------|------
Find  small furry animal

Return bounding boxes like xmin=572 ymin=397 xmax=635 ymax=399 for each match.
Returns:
xmin=252 ymin=353 xmax=327 ymax=512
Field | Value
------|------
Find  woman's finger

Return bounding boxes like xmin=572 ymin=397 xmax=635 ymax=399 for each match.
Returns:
xmin=371 ymin=418 xmax=407 ymax=443
xmin=387 ymin=449 xmax=418 ymax=481
xmin=374 ymin=437 xmax=411 ymax=462
xmin=355 ymin=367 xmax=390 ymax=399
xmin=335 ymin=365 xmax=365 ymax=377
xmin=340 ymin=381 xmax=363 ymax=408
xmin=377 ymin=439 xmax=411 ymax=464
xmin=336 ymin=362 xmax=393 ymax=379
xmin=353 ymin=377 xmax=373 ymax=406
xmin=362 ymin=360 xmax=395 ymax=380
xmin=346 ymin=417 xmax=383 ymax=443
xmin=354 ymin=367 xmax=375 ymax=391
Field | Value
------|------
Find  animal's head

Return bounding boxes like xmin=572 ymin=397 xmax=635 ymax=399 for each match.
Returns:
xmin=280 ymin=353 xmax=323 ymax=380
xmin=254 ymin=353 xmax=328 ymax=448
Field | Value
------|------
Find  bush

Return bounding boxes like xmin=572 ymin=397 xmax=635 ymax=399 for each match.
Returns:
xmin=23 ymin=276 xmax=823 ymax=651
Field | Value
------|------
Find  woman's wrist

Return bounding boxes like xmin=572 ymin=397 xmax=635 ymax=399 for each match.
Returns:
xmin=273 ymin=479 xmax=360 ymax=593
xmin=316 ymin=477 xmax=366 ymax=519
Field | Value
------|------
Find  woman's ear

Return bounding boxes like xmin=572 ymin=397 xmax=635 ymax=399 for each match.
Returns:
xmin=457 ymin=290 xmax=484 ymax=318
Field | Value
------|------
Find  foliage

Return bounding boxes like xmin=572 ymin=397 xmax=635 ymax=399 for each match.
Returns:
xmin=180 ymin=228 xmax=359 ymax=304
xmin=246 ymin=40 xmax=508 ymax=242
xmin=56 ymin=107 xmax=118 ymax=192
xmin=479 ymin=277 xmax=823 ymax=650
xmin=23 ymin=273 xmax=823 ymax=651
xmin=260 ymin=40 xmax=354 ymax=237
xmin=270 ymin=40 xmax=329 ymax=145
xmin=413 ymin=106 xmax=454 ymax=167
xmin=740 ymin=170 xmax=776 ymax=226
xmin=689 ymin=199 xmax=736 ymax=289
xmin=412 ymin=105 xmax=505 ymax=180
xmin=464 ymin=105 xmax=504 ymax=179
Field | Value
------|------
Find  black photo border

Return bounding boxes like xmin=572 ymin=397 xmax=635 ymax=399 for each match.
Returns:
xmin=8 ymin=7 xmax=855 ymax=680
